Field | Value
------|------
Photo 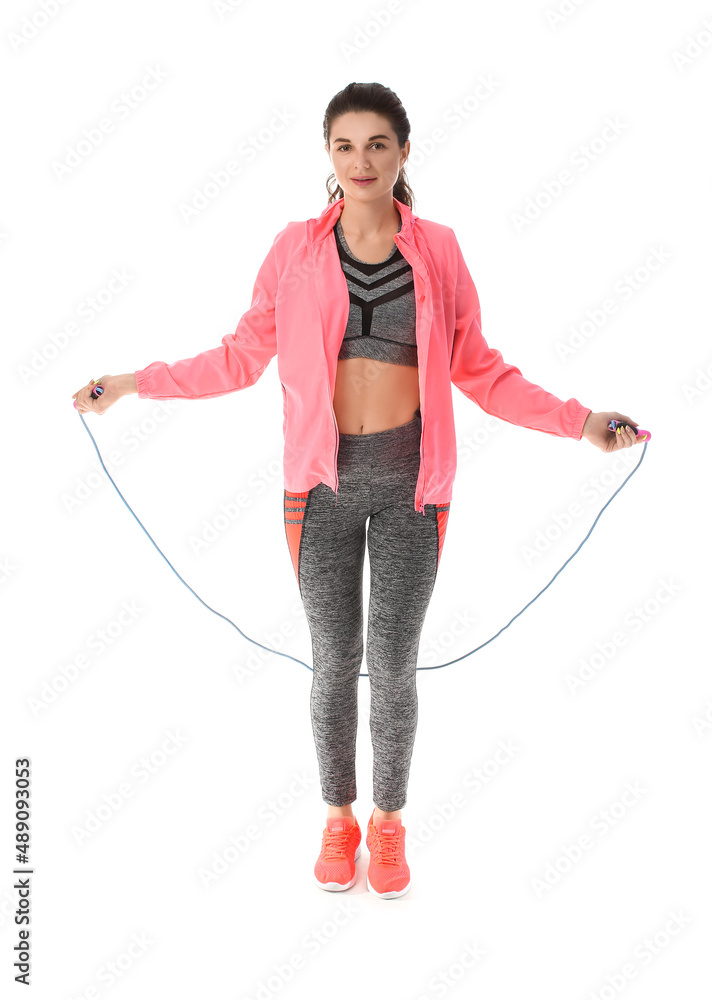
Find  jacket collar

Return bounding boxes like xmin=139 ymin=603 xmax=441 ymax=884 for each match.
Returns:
xmin=308 ymin=196 xmax=417 ymax=246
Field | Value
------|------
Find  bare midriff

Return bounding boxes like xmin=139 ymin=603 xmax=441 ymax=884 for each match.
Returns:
xmin=332 ymin=220 xmax=420 ymax=435
xmin=333 ymin=358 xmax=420 ymax=434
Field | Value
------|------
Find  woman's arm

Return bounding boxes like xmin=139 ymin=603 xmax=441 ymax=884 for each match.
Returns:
xmin=449 ymin=236 xmax=591 ymax=439
xmin=133 ymin=235 xmax=281 ymax=401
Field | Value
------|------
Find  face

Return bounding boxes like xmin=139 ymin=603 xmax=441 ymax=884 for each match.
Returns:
xmin=325 ymin=111 xmax=409 ymax=199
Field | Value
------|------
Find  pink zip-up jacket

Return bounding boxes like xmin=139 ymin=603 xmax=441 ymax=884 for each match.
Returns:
xmin=135 ymin=197 xmax=592 ymax=514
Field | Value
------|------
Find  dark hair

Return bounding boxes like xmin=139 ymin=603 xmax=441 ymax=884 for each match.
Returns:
xmin=323 ymin=82 xmax=415 ymax=210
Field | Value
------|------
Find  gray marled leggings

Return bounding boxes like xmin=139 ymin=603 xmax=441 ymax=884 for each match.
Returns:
xmin=283 ymin=411 xmax=451 ymax=812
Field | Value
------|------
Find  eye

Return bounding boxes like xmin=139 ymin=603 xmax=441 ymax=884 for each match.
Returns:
xmin=336 ymin=142 xmax=386 ymax=152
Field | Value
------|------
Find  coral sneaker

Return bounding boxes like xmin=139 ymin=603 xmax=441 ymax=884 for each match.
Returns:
xmin=366 ymin=810 xmax=411 ymax=898
xmin=314 ymin=816 xmax=361 ymax=891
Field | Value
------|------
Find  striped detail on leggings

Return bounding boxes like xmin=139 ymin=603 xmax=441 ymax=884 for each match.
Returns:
xmin=435 ymin=503 xmax=450 ymax=569
xmin=284 ymin=490 xmax=310 ymax=584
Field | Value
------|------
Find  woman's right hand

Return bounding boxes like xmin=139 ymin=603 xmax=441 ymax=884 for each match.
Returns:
xmin=72 ymin=373 xmax=137 ymax=415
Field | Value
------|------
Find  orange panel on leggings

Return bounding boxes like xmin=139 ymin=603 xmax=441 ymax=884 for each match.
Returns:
xmin=284 ymin=490 xmax=310 ymax=583
xmin=435 ymin=503 xmax=450 ymax=568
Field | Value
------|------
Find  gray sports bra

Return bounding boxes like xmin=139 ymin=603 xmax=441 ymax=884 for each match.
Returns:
xmin=333 ymin=217 xmax=418 ymax=368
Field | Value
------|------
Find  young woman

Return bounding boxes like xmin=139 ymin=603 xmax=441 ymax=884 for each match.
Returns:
xmin=72 ymin=82 xmax=645 ymax=900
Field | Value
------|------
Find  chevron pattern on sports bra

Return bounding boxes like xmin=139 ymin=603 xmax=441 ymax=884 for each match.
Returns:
xmin=333 ymin=218 xmax=418 ymax=368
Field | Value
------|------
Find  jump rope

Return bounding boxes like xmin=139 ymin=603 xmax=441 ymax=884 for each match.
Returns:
xmin=75 ymin=385 xmax=650 ymax=677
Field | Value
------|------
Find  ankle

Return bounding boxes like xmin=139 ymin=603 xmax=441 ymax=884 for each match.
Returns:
xmin=373 ymin=806 xmax=402 ymax=823
xmin=326 ymin=804 xmax=355 ymax=820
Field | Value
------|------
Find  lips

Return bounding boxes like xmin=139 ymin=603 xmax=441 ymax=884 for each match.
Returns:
xmin=352 ymin=177 xmax=376 ymax=185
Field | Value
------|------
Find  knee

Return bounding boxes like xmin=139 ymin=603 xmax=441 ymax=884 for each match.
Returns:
xmin=367 ymin=674 xmax=418 ymax=714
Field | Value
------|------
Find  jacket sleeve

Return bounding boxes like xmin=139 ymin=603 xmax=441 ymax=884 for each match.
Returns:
xmin=134 ymin=233 xmax=280 ymax=401
xmin=449 ymin=234 xmax=591 ymax=440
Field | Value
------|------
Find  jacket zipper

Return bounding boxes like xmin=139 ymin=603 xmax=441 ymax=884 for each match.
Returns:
xmin=398 ymin=228 xmax=427 ymax=517
xmin=309 ymin=219 xmax=341 ymax=508
xmin=416 ymin=259 xmax=426 ymax=515
xmin=331 ymin=392 xmax=339 ymax=507
xmin=418 ymin=405 xmax=426 ymax=515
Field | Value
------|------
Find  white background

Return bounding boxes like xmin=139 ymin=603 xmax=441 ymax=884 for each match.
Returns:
xmin=2 ymin=0 xmax=710 ymax=997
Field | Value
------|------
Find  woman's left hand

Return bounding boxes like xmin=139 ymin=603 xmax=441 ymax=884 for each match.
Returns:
xmin=582 ymin=411 xmax=644 ymax=453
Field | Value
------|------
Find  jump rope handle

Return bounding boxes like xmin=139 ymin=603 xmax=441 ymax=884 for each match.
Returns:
xmin=72 ymin=382 xmax=104 ymax=408
xmin=608 ymin=419 xmax=651 ymax=442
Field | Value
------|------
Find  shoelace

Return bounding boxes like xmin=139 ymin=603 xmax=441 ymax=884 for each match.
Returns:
xmin=322 ymin=828 xmax=355 ymax=862
xmin=370 ymin=827 xmax=401 ymax=867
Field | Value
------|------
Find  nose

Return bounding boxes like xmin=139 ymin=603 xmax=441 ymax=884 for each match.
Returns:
xmin=354 ymin=150 xmax=371 ymax=169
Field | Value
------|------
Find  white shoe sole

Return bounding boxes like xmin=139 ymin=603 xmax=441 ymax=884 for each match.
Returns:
xmin=366 ymin=874 xmax=411 ymax=899
xmin=314 ymin=844 xmax=361 ymax=891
